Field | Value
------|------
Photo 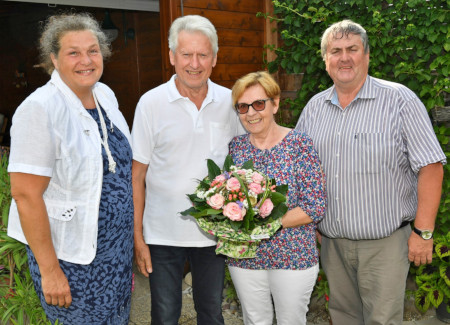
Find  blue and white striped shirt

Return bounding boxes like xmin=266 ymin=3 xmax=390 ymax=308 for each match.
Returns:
xmin=296 ymin=76 xmax=446 ymax=240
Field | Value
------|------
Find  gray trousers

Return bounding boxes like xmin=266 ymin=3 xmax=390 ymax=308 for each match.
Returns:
xmin=321 ymin=226 xmax=411 ymax=325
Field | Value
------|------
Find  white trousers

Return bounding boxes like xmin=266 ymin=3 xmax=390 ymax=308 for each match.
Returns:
xmin=228 ymin=264 xmax=319 ymax=325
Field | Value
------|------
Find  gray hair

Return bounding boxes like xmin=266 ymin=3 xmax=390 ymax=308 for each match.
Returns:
xmin=39 ymin=12 xmax=111 ymax=75
xmin=320 ymin=19 xmax=369 ymax=60
xmin=168 ymin=15 xmax=218 ymax=56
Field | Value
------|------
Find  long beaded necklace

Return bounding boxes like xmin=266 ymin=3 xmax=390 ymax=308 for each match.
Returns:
xmin=92 ymin=92 xmax=116 ymax=173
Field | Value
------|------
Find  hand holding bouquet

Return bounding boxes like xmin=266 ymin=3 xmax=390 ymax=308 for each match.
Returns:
xmin=181 ymin=155 xmax=288 ymax=258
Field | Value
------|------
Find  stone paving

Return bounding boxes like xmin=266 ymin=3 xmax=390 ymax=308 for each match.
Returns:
xmin=129 ymin=264 xmax=446 ymax=325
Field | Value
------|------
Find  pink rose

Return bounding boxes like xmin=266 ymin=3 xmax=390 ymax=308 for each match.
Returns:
xmin=252 ymin=172 xmax=264 ymax=184
xmin=236 ymin=169 xmax=246 ymax=176
xmin=213 ymin=174 xmax=226 ymax=183
xmin=226 ymin=177 xmax=241 ymax=192
xmin=248 ymin=182 xmax=262 ymax=195
xmin=207 ymin=193 xmax=225 ymax=210
xmin=223 ymin=202 xmax=244 ymax=221
xmin=259 ymin=198 xmax=274 ymax=218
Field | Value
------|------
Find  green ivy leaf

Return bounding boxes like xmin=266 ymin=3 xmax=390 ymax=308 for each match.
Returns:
xmin=432 ymin=45 xmax=442 ymax=55
xmin=443 ymin=37 xmax=450 ymax=48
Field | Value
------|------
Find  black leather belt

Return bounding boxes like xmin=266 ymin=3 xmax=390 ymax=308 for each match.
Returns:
xmin=399 ymin=220 xmax=411 ymax=229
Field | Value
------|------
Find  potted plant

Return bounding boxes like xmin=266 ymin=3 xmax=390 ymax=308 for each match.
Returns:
xmin=414 ymin=232 xmax=450 ymax=322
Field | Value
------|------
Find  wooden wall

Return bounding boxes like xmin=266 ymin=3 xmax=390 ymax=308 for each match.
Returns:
xmin=0 ymin=0 xmax=273 ymax=146
xmin=101 ymin=9 xmax=162 ymax=125
xmin=0 ymin=2 xmax=162 ymax=145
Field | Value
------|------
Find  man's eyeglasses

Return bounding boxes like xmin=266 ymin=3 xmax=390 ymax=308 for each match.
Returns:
xmin=234 ymin=98 xmax=272 ymax=114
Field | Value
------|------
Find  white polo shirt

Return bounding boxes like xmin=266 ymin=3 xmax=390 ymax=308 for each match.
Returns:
xmin=132 ymin=75 xmax=244 ymax=247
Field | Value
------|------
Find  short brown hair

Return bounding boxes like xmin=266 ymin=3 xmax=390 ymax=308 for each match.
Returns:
xmin=231 ymin=71 xmax=280 ymax=106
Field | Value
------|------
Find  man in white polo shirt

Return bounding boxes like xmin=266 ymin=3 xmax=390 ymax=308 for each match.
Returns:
xmin=131 ymin=15 xmax=244 ymax=324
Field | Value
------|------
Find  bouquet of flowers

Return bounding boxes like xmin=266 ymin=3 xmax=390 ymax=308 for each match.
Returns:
xmin=181 ymin=155 xmax=288 ymax=258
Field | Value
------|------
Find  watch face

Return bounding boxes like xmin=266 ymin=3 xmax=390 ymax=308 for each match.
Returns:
xmin=422 ymin=230 xmax=433 ymax=240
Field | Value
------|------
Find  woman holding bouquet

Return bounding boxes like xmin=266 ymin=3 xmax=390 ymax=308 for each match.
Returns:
xmin=228 ymin=71 xmax=326 ymax=325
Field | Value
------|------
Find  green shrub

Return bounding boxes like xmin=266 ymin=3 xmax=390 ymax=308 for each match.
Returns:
xmin=262 ymin=0 xmax=449 ymax=121
xmin=0 ymin=153 xmax=52 ymax=324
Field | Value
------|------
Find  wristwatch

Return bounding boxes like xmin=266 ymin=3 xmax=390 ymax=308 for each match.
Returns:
xmin=413 ymin=227 xmax=433 ymax=240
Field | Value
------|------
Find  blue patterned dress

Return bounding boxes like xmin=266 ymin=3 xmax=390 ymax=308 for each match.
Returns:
xmin=227 ymin=130 xmax=326 ymax=270
xmin=27 ymin=106 xmax=134 ymax=324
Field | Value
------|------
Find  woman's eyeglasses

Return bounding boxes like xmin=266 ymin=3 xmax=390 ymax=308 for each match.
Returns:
xmin=234 ymin=98 xmax=272 ymax=114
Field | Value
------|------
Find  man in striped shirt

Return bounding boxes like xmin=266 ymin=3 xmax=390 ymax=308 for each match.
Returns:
xmin=296 ymin=20 xmax=446 ymax=325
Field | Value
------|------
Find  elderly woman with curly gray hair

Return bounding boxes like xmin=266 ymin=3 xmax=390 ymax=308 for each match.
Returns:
xmin=7 ymin=12 xmax=133 ymax=324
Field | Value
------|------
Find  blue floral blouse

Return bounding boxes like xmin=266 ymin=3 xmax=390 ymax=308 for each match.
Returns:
xmin=227 ymin=130 xmax=326 ymax=270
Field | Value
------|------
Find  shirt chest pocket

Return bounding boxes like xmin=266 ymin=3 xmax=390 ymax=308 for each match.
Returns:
xmin=209 ymin=122 xmax=232 ymax=157
xmin=353 ymin=133 xmax=388 ymax=174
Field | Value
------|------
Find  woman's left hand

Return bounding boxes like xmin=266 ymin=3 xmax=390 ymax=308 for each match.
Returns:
xmin=41 ymin=264 xmax=72 ymax=308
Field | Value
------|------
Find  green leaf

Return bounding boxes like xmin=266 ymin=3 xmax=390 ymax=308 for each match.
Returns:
xmin=268 ymin=202 xmax=289 ymax=220
xmin=243 ymin=214 xmax=250 ymax=230
xmin=207 ymin=159 xmax=221 ymax=181
xmin=441 ymin=277 xmax=450 ymax=297
xmin=415 ymin=289 xmax=430 ymax=312
xmin=242 ymin=160 xmax=254 ymax=170
xmin=229 ymin=220 xmax=242 ymax=231
xmin=432 ymin=45 xmax=442 ymax=55
xmin=428 ymin=33 xmax=438 ymax=43
xmin=439 ymin=264 xmax=450 ymax=287
xmin=198 ymin=179 xmax=211 ymax=190
xmin=186 ymin=193 xmax=202 ymax=203
xmin=180 ymin=207 xmax=199 ymax=216
xmin=435 ymin=242 xmax=450 ymax=260
xmin=223 ymin=155 xmax=234 ymax=172
xmin=270 ymin=192 xmax=287 ymax=206
xmin=275 ymin=184 xmax=289 ymax=196
xmin=444 ymin=42 xmax=450 ymax=52
xmin=428 ymin=288 xmax=444 ymax=308
xmin=189 ymin=208 xmax=223 ymax=218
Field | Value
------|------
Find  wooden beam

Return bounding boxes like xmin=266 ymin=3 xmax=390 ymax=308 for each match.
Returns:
xmin=159 ymin=0 xmax=178 ymax=82
xmin=264 ymin=0 xmax=277 ymax=65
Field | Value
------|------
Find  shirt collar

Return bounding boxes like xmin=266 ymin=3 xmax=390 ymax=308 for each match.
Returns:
xmin=167 ymin=74 xmax=215 ymax=109
xmin=50 ymin=70 xmax=114 ymax=117
xmin=329 ymin=75 xmax=375 ymax=106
